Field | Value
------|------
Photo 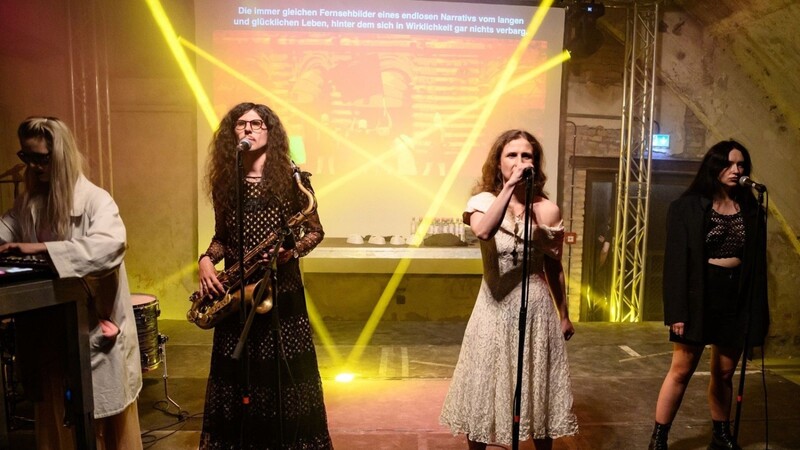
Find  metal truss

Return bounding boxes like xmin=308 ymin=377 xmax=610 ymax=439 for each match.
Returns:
xmin=609 ymin=1 xmax=661 ymax=322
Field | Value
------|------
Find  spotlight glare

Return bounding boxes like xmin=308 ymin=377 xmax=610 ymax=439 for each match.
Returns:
xmin=335 ymin=373 xmax=355 ymax=383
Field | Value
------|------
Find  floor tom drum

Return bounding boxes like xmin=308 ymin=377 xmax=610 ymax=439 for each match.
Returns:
xmin=131 ymin=293 xmax=161 ymax=372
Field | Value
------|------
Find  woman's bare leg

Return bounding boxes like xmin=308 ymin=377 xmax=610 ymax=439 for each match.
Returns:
xmin=708 ymin=344 xmax=742 ymax=421
xmin=654 ymin=342 xmax=704 ymax=424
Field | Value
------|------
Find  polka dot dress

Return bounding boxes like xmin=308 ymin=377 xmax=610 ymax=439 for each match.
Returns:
xmin=200 ymin=176 xmax=331 ymax=450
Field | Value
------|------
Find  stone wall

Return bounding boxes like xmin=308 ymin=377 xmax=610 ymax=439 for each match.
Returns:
xmin=562 ymin=11 xmax=800 ymax=356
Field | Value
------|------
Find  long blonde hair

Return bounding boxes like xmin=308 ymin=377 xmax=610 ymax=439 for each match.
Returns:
xmin=17 ymin=117 xmax=84 ymax=240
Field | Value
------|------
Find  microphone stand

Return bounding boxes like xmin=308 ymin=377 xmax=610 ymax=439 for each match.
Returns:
xmin=733 ymin=189 xmax=766 ymax=443
xmin=269 ymin=248 xmax=284 ymax=448
xmin=511 ymin=174 xmax=534 ymax=450
xmin=231 ymin=230 xmax=286 ymax=360
xmin=234 ymin=147 xmax=250 ymax=448
xmin=232 ymin=233 xmax=286 ymax=447
xmin=230 ymin=220 xmax=289 ymax=449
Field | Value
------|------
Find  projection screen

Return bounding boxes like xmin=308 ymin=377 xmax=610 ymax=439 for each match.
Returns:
xmin=194 ymin=0 xmax=566 ymax=240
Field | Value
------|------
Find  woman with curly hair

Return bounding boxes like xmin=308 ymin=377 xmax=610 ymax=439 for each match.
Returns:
xmin=197 ymin=103 xmax=332 ymax=449
xmin=440 ymin=129 xmax=578 ymax=450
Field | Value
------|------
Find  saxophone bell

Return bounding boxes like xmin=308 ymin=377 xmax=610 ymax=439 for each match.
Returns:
xmin=186 ymin=279 xmax=273 ymax=329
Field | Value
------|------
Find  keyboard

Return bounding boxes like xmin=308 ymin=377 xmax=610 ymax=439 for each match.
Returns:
xmin=0 ymin=255 xmax=54 ymax=284
xmin=0 ymin=254 xmax=51 ymax=270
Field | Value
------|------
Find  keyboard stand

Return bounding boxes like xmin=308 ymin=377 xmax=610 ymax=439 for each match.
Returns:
xmin=0 ymin=278 xmax=95 ymax=450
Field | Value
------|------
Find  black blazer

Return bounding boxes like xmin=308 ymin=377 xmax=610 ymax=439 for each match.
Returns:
xmin=662 ymin=193 xmax=769 ymax=346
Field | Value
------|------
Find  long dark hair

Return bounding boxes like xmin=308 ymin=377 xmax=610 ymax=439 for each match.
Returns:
xmin=205 ymin=103 xmax=293 ymax=215
xmin=683 ymin=139 xmax=756 ymax=207
xmin=474 ymin=129 xmax=547 ymax=197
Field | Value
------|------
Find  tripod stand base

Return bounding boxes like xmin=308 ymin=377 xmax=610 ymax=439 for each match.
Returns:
xmin=152 ymin=334 xmax=186 ymax=419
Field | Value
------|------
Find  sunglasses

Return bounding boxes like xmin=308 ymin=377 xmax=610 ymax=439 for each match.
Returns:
xmin=17 ymin=150 xmax=52 ymax=165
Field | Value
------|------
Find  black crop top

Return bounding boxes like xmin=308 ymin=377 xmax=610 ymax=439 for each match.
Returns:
xmin=706 ymin=209 xmax=745 ymax=259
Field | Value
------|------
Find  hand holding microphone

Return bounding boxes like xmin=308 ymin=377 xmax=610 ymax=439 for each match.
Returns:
xmin=508 ymin=165 xmax=534 ymax=188
xmin=521 ymin=167 xmax=534 ymax=180
xmin=738 ymin=175 xmax=766 ymax=193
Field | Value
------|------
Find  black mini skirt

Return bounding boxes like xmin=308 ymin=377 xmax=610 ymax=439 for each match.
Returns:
xmin=670 ymin=263 xmax=743 ymax=347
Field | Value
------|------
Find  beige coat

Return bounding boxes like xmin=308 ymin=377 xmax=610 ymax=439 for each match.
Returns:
xmin=0 ymin=175 xmax=142 ymax=418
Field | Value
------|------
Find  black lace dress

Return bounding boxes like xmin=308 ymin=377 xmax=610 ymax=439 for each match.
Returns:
xmin=199 ymin=174 xmax=332 ymax=449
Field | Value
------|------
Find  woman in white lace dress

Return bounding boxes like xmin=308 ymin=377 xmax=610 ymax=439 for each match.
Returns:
xmin=441 ymin=130 xmax=579 ymax=450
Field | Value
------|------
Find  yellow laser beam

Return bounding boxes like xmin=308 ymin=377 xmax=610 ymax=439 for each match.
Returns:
xmin=345 ymin=1 xmax=560 ymax=366
xmin=768 ymin=202 xmax=800 ymax=255
xmin=179 ymin=38 xmax=441 ymax=203
xmin=145 ymin=0 xmax=217 ymax=128
xmin=155 ymin=1 xmax=567 ymax=366
xmin=345 ymin=256 xmax=413 ymax=365
xmin=318 ymin=51 xmax=571 ymax=199
xmin=405 ymin=1 xmax=560 ymax=261
xmin=305 ymin=291 xmax=344 ymax=365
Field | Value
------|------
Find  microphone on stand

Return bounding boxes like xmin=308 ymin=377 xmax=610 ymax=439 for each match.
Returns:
xmin=236 ymin=138 xmax=252 ymax=152
xmin=738 ymin=175 xmax=766 ymax=193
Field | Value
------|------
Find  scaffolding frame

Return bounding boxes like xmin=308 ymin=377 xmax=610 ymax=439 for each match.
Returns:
xmin=610 ymin=1 xmax=661 ymax=322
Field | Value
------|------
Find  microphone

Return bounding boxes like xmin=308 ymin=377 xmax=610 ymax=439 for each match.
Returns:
xmin=522 ymin=167 xmax=534 ymax=179
xmin=738 ymin=176 xmax=766 ymax=193
xmin=236 ymin=139 xmax=252 ymax=152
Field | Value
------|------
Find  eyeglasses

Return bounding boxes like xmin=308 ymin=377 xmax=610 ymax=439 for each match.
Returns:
xmin=17 ymin=150 xmax=51 ymax=165
xmin=234 ymin=119 xmax=266 ymax=131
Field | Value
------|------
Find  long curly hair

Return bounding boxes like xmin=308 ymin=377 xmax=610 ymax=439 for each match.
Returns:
xmin=474 ymin=129 xmax=547 ymax=197
xmin=205 ymin=103 xmax=294 ymax=215
xmin=683 ymin=139 xmax=756 ymax=207
xmin=17 ymin=116 xmax=85 ymax=240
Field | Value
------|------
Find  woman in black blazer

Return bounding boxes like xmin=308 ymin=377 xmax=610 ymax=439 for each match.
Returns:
xmin=648 ymin=140 xmax=769 ymax=450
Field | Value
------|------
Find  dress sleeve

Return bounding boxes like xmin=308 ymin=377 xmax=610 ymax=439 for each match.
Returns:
xmin=294 ymin=173 xmax=324 ymax=257
xmin=201 ymin=204 xmax=227 ymax=264
xmin=463 ymin=192 xmax=496 ymax=224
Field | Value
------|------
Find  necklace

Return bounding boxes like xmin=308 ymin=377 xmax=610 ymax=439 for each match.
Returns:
xmin=511 ymin=215 xmax=522 ymax=265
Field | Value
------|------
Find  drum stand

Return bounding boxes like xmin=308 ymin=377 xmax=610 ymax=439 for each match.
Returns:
xmin=152 ymin=333 xmax=185 ymax=419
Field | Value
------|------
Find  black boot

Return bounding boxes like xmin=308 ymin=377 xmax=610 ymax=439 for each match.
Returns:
xmin=708 ymin=420 xmax=742 ymax=450
xmin=648 ymin=422 xmax=670 ymax=450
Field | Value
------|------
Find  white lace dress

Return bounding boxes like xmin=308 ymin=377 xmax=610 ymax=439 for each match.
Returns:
xmin=440 ymin=192 xmax=579 ymax=444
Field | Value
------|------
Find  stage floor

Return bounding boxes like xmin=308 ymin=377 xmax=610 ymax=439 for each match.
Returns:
xmin=8 ymin=321 xmax=800 ymax=449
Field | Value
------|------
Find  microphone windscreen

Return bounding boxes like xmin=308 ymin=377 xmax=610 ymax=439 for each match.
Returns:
xmin=237 ymin=139 xmax=251 ymax=151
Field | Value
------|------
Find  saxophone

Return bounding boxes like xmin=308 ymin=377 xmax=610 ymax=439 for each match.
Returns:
xmin=187 ymin=164 xmax=317 ymax=329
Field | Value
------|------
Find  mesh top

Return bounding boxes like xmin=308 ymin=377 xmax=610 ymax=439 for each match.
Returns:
xmin=706 ymin=209 xmax=745 ymax=259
